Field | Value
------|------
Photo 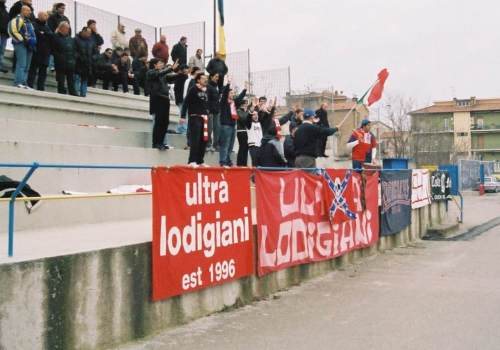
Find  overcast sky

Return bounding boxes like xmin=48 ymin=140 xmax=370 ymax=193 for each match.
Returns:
xmin=78 ymin=0 xmax=500 ymax=108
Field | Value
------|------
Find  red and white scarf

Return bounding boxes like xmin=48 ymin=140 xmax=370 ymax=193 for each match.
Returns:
xmin=201 ymin=115 xmax=208 ymax=141
xmin=274 ymin=118 xmax=282 ymax=140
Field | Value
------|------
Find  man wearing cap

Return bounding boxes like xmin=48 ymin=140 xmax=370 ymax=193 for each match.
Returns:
xmin=347 ymin=119 xmax=378 ymax=170
xmin=129 ymin=28 xmax=148 ymax=60
xmin=294 ymin=109 xmax=338 ymax=168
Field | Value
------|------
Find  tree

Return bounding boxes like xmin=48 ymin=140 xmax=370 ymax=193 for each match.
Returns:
xmin=382 ymin=95 xmax=413 ymax=158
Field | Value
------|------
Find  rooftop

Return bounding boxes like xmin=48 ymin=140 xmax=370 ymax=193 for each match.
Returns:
xmin=411 ymin=97 xmax=500 ymax=114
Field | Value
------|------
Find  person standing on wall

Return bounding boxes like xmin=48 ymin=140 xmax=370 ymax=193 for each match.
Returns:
xmin=294 ymin=109 xmax=338 ymax=168
xmin=51 ymin=21 xmax=77 ymax=95
xmin=181 ymin=72 xmax=210 ymax=166
xmin=206 ymin=72 xmax=221 ymax=152
xmin=74 ymin=26 xmax=94 ymax=97
xmin=152 ymin=34 xmax=169 ymax=64
xmin=0 ymin=0 xmax=10 ymax=74
xmin=218 ymin=79 xmax=247 ymax=167
xmin=147 ymin=58 xmax=178 ymax=150
xmin=347 ymin=119 xmax=378 ymax=170
xmin=8 ymin=5 xmax=36 ymax=88
xmin=27 ymin=11 xmax=51 ymax=90
xmin=315 ymin=102 xmax=331 ymax=157
xmin=171 ymin=36 xmax=187 ymax=65
xmin=188 ymin=48 xmax=204 ymax=71
xmin=206 ymin=51 xmax=228 ymax=92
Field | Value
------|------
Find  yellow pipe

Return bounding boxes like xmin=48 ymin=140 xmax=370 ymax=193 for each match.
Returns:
xmin=0 ymin=192 xmax=151 ymax=203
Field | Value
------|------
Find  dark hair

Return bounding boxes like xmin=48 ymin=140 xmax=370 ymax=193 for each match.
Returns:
xmin=191 ymin=66 xmax=200 ymax=75
xmin=209 ymin=72 xmax=219 ymax=79
xmin=87 ymin=19 xmax=96 ymax=26
xmin=179 ymin=64 xmax=189 ymax=70
xmin=295 ymin=108 xmax=303 ymax=114
xmin=80 ymin=26 xmax=90 ymax=33
xmin=104 ymin=48 xmax=112 ymax=53
xmin=180 ymin=36 xmax=187 ymax=41
xmin=55 ymin=3 xmax=65 ymax=9
xmin=259 ymin=96 xmax=267 ymax=102
xmin=149 ymin=58 xmax=160 ymax=69
xmin=121 ymin=52 xmax=129 ymax=57
xmin=194 ymin=72 xmax=205 ymax=83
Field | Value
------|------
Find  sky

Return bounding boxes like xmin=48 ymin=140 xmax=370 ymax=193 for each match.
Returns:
xmin=77 ymin=0 xmax=500 ymax=109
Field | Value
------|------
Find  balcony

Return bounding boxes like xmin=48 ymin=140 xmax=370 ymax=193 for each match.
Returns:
xmin=470 ymin=124 xmax=500 ymax=133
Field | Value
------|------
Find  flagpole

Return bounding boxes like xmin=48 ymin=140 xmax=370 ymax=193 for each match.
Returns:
xmin=337 ymin=79 xmax=379 ymax=128
xmin=213 ymin=0 xmax=217 ymax=56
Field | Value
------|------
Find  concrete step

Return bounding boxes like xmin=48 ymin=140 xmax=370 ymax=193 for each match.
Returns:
xmin=0 ymin=194 xmax=151 ymax=233
xmin=0 ymin=140 xmax=228 ymax=193
xmin=0 ymin=118 xmax=188 ymax=149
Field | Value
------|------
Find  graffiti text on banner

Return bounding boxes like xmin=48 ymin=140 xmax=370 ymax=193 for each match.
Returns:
xmin=411 ymin=169 xmax=431 ymax=209
xmin=151 ymin=167 xmax=254 ymax=301
xmin=256 ymin=170 xmax=379 ymax=277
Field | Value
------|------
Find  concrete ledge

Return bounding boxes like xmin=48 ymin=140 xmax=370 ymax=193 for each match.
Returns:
xmin=0 ymin=203 xmax=439 ymax=350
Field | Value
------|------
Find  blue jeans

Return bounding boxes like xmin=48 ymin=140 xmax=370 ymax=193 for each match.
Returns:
xmin=13 ymin=43 xmax=32 ymax=86
xmin=0 ymin=35 xmax=8 ymax=70
xmin=219 ymin=125 xmax=236 ymax=166
xmin=74 ymin=74 xmax=88 ymax=97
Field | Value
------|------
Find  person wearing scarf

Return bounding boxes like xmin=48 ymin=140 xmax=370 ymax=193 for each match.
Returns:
xmin=218 ymin=79 xmax=247 ymax=167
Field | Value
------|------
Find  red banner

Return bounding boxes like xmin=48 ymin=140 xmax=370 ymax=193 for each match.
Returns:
xmin=256 ymin=169 xmax=379 ymax=276
xmin=152 ymin=167 xmax=254 ymax=301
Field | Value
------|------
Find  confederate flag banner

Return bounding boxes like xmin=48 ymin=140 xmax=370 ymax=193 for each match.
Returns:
xmin=152 ymin=167 xmax=254 ymax=301
xmin=256 ymin=169 xmax=379 ymax=276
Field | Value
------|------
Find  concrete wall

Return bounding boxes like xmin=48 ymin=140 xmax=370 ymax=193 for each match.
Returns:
xmin=0 ymin=202 xmax=443 ymax=350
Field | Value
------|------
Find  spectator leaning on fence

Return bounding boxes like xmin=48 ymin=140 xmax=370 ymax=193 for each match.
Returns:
xmin=111 ymin=23 xmax=128 ymax=50
xmin=129 ymin=28 xmax=148 ymax=60
xmin=189 ymin=48 xmax=204 ymax=71
xmin=27 ymin=11 xmax=51 ymax=91
xmin=206 ymin=51 xmax=228 ymax=92
xmin=171 ymin=36 xmax=187 ymax=65
xmin=74 ymin=26 xmax=94 ymax=97
xmin=0 ymin=0 xmax=9 ymax=74
xmin=52 ymin=21 xmax=77 ymax=95
xmin=152 ymin=34 xmax=169 ymax=63
xmin=9 ymin=0 xmax=34 ymax=21
xmin=9 ymin=5 xmax=36 ymax=88
xmin=293 ymin=109 xmax=338 ymax=169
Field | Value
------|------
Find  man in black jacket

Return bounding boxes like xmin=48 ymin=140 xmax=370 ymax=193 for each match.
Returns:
xmin=206 ymin=72 xmax=220 ymax=151
xmin=95 ymin=48 xmax=115 ymax=90
xmin=27 ymin=11 xmax=51 ymax=90
xmin=171 ymin=36 xmax=187 ymax=65
xmin=181 ymin=72 xmax=210 ymax=166
xmin=52 ymin=21 xmax=77 ymax=95
xmin=256 ymin=126 xmax=287 ymax=168
xmin=206 ymin=52 xmax=228 ymax=91
xmin=112 ymin=51 xmax=140 ymax=95
xmin=75 ymin=27 xmax=93 ymax=97
xmin=147 ymin=58 xmax=178 ymax=150
xmin=87 ymin=19 xmax=104 ymax=87
xmin=173 ymin=64 xmax=189 ymax=108
xmin=294 ymin=109 xmax=338 ymax=169
xmin=0 ymin=0 xmax=10 ymax=73
xmin=132 ymin=56 xmax=149 ymax=95
xmin=48 ymin=3 xmax=70 ymax=34
xmin=315 ymin=102 xmax=331 ymax=157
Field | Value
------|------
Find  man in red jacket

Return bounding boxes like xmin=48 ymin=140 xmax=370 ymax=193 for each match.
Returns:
xmin=347 ymin=119 xmax=378 ymax=170
xmin=152 ymin=34 xmax=169 ymax=63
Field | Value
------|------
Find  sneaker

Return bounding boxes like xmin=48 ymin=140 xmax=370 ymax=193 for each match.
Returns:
xmin=16 ymin=84 xmax=26 ymax=89
xmin=24 ymin=85 xmax=34 ymax=91
xmin=184 ymin=146 xmax=190 ymax=150
xmin=189 ymin=162 xmax=199 ymax=168
xmin=164 ymin=144 xmax=174 ymax=150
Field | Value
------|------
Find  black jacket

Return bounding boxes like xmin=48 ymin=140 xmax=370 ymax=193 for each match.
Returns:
xmin=89 ymin=31 xmax=104 ymax=56
xmin=75 ymin=34 xmax=94 ymax=77
xmin=220 ymin=84 xmax=247 ymax=127
xmin=171 ymin=42 xmax=187 ymax=65
xmin=52 ymin=33 xmax=76 ymax=71
xmin=132 ymin=58 xmax=148 ymax=89
xmin=182 ymin=85 xmax=209 ymax=117
xmin=95 ymin=53 xmax=113 ymax=75
xmin=0 ymin=3 xmax=9 ymax=36
xmin=206 ymin=58 xmax=228 ymax=76
xmin=48 ymin=13 xmax=70 ymax=33
xmin=207 ymin=80 xmax=220 ymax=114
xmin=147 ymin=66 xmax=176 ymax=100
xmin=315 ymin=108 xmax=330 ymax=128
xmin=284 ymin=135 xmax=296 ymax=167
xmin=8 ymin=1 xmax=35 ymax=21
xmin=173 ymin=73 xmax=188 ymax=105
xmin=31 ymin=19 xmax=52 ymax=65
xmin=257 ymin=137 xmax=287 ymax=167
xmin=294 ymin=122 xmax=338 ymax=157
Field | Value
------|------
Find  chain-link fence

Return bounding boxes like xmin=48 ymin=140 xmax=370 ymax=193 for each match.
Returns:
xmin=159 ymin=22 xmax=205 ymax=65
xmin=75 ymin=2 xmax=117 ymax=50
xmin=119 ymin=15 xmax=157 ymax=54
xmin=224 ymin=50 xmax=250 ymax=94
xmin=250 ymin=67 xmax=290 ymax=106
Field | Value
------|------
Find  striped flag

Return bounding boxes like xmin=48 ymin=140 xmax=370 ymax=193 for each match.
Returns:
xmin=217 ymin=0 xmax=227 ymax=56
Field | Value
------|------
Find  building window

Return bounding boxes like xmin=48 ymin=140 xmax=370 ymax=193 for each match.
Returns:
xmin=444 ymin=119 xmax=449 ymax=130
xmin=457 ymin=132 xmax=468 ymax=137
xmin=477 ymin=119 xmax=484 ymax=129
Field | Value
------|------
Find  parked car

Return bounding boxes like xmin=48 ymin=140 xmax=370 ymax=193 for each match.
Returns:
xmin=475 ymin=177 xmax=500 ymax=193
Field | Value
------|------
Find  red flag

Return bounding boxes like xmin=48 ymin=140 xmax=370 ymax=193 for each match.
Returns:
xmin=368 ymin=68 xmax=389 ymax=106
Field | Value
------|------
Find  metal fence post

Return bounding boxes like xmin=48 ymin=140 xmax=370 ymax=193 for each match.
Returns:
xmin=74 ymin=1 xmax=78 ymax=34
xmin=247 ymin=49 xmax=251 ymax=94
xmin=8 ymin=162 xmax=39 ymax=257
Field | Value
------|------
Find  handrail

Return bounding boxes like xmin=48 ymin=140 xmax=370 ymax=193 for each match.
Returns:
xmin=0 ymin=192 xmax=151 ymax=203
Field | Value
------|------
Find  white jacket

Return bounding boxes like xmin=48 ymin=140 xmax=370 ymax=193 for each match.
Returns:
xmin=247 ymin=121 xmax=263 ymax=147
xmin=111 ymin=30 xmax=128 ymax=50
